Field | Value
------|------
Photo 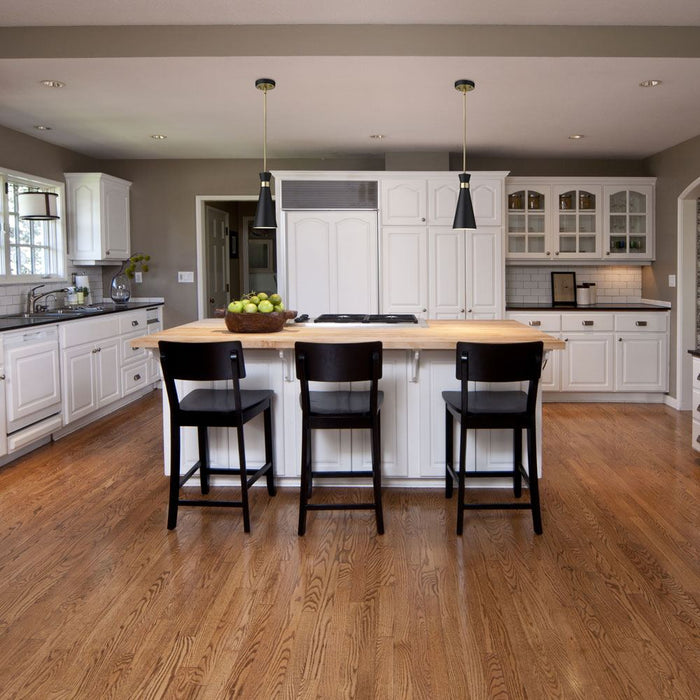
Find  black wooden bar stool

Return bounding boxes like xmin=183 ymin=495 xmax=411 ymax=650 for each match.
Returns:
xmin=158 ymin=340 xmax=276 ymax=531
xmin=294 ymin=341 xmax=384 ymax=536
xmin=443 ymin=341 xmax=544 ymax=535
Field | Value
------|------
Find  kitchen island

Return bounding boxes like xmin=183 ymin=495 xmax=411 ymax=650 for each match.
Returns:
xmin=132 ymin=319 xmax=564 ymax=486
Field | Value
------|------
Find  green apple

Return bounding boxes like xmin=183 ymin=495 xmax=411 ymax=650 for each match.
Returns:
xmin=257 ymin=292 xmax=269 ymax=301
xmin=269 ymin=293 xmax=282 ymax=305
xmin=243 ymin=303 xmax=258 ymax=313
xmin=227 ymin=300 xmax=244 ymax=313
xmin=258 ymin=300 xmax=274 ymax=313
xmin=249 ymin=295 xmax=260 ymax=305
xmin=273 ymin=302 xmax=285 ymax=312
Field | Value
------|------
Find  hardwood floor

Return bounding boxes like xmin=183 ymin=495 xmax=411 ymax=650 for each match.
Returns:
xmin=0 ymin=392 xmax=698 ymax=699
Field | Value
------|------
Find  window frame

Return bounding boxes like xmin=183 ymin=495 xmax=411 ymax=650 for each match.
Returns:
xmin=0 ymin=167 xmax=67 ymax=285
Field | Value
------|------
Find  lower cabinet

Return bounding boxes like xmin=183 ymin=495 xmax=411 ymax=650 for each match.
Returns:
xmin=62 ymin=337 xmax=121 ymax=423
xmin=507 ymin=309 xmax=669 ymax=396
xmin=691 ymin=357 xmax=700 ymax=452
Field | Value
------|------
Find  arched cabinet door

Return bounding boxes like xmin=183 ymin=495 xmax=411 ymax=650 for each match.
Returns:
xmin=380 ymin=180 xmax=427 ymax=225
xmin=427 ymin=176 xmax=502 ymax=227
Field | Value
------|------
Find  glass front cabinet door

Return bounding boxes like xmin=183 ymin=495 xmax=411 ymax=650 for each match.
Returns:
xmin=604 ymin=185 xmax=653 ymax=260
xmin=506 ymin=184 xmax=551 ymax=259
xmin=550 ymin=185 xmax=602 ymax=259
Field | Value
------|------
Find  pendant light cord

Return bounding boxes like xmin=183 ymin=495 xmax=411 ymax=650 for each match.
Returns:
xmin=262 ymin=86 xmax=268 ymax=172
xmin=462 ymin=88 xmax=467 ymax=173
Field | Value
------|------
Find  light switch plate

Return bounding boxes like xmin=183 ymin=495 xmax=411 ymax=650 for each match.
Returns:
xmin=178 ymin=271 xmax=194 ymax=283
xmin=134 ymin=271 xmax=143 ymax=283
xmin=668 ymin=274 xmax=676 ymax=288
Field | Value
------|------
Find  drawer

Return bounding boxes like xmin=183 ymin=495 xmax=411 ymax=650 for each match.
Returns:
xmin=119 ymin=310 xmax=148 ymax=334
xmin=59 ymin=315 xmax=120 ymax=348
xmin=121 ymin=330 xmax=149 ymax=364
xmin=121 ymin=361 xmax=149 ymax=396
xmin=561 ymin=313 xmax=613 ymax=332
xmin=614 ymin=313 xmax=668 ymax=333
xmin=692 ymin=420 xmax=700 ymax=452
xmin=507 ymin=313 xmax=560 ymax=332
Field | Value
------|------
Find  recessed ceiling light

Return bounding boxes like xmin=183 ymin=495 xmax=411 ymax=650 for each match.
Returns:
xmin=568 ymin=134 xmax=584 ymax=140
xmin=369 ymin=134 xmax=386 ymax=140
xmin=40 ymin=80 xmax=65 ymax=88
xmin=639 ymin=79 xmax=662 ymax=88
xmin=150 ymin=134 xmax=167 ymax=140
xmin=33 ymin=125 xmax=52 ymax=131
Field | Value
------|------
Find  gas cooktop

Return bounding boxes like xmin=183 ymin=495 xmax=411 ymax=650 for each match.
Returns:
xmin=313 ymin=314 xmax=419 ymax=324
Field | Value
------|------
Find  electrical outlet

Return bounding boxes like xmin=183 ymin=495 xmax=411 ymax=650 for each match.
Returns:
xmin=668 ymin=274 xmax=676 ymax=288
xmin=178 ymin=271 xmax=194 ymax=283
xmin=134 ymin=271 xmax=143 ymax=283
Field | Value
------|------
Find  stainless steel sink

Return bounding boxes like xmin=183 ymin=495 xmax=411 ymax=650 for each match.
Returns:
xmin=4 ymin=310 xmax=85 ymax=319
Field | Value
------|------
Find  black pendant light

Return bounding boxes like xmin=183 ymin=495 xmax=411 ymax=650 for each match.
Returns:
xmin=18 ymin=191 xmax=60 ymax=220
xmin=453 ymin=79 xmax=477 ymax=230
xmin=253 ymin=78 xmax=277 ymax=230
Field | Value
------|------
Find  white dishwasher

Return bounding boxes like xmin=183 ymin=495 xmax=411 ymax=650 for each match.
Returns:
xmin=3 ymin=325 xmax=62 ymax=451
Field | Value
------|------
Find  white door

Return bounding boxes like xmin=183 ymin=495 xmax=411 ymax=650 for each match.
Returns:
xmin=62 ymin=344 xmax=97 ymax=423
xmin=285 ymin=211 xmax=379 ymax=317
xmin=466 ymin=227 xmax=502 ymax=319
xmin=102 ymin=177 xmax=131 ymax=259
xmin=429 ymin=226 xmax=465 ymax=319
xmin=615 ymin=333 xmax=668 ymax=392
xmin=561 ymin=333 xmax=614 ymax=391
xmin=96 ymin=338 xmax=121 ymax=407
xmin=205 ymin=205 xmax=230 ymax=316
xmin=381 ymin=227 xmax=428 ymax=317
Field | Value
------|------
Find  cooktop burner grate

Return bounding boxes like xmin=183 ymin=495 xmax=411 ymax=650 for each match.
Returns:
xmin=313 ymin=314 xmax=419 ymax=324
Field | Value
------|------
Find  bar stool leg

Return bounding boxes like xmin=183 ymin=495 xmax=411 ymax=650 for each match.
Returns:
xmin=167 ymin=425 xmax=181 ymax=530
xmin=263 ymin=405 xmax=276 ymax=496
xmin=445 ymin=407 xmax=454 ymax=499
xmin=298 ymin=420 xmax=310 ymax=536
xmin=527 ymin=424 xmax=543 ymax=535
xmin=456 ymin=421 xmax=468 ymax=535
xmin=513 ymin=428 xmax=523 ymax=498
xmin=236 ymin=424 xmax=251 ymax=533
xmin=371 ymin=417 xmax=384 ymax=535
xmin=198 ymin=425 xmax=210 ymax=495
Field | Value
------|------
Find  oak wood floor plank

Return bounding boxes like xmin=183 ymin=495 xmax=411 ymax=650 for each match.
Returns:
xmin=0 ymin=393 xmax=698 ymax=698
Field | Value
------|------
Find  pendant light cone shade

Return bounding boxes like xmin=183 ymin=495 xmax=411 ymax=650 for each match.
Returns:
xmin=18 ymin=191 xmax=59 ymax=220
xmin=453 ymin=79 xmax=477 ymax=230
xmin=254 ymin=171 xmax=276 ymax=229
xmin=453 ymin=173 xmax=476 ymax=229
xmin=253 ymin=78 xmax=277 ymax=229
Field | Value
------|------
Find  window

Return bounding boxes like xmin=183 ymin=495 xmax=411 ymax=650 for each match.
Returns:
xmin=0 ymin=168 xmax=66 ymax=283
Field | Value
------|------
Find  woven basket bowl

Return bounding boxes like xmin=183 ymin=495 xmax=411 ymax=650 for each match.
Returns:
xmin=224 ymin=309 xmax=296 ymax=333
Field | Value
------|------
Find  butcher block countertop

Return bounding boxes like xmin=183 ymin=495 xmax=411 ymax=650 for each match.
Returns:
xmin=130 ymin=318 xmax=565 ymax=351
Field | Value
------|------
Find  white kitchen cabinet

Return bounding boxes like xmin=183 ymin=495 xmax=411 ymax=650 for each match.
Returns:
xmin=0 ymin=344 xmax=5 ymax=458
xmin=506 ymin=177 xmax=655 ymax=263
xmin=614 ymin=312 xmax=668 ymax=392
xmin=285 ymin=211 xmax=379 ymax=317
xmin=381 ymin=180 xmax=427 ymax=225
xmin=381 ymin=226 xmax=429 ymax=317
xmin=604 ymin=185 xmax=654 ymax=260
xmin=691 ymin=357 xmax=700 ymax=452
xmin=64 ymin=172 xmax=132 ymax=263
xmin=560 ymin=313 xmax=614 ymax=392
xmin=428 ymin=177 xmax=503 ymax=227
xmin=428 ymin=226 xmax=503 ymax=319
xmin=507 ymin=313 xmax=562 ymax=391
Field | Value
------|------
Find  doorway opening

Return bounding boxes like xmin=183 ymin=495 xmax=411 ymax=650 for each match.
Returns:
xmin=195 ymin=195 xmax=278 ymax=319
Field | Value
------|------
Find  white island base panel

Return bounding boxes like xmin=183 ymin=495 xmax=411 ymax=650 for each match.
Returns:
xmin=159 ymin=349 xmax=545 ymax=489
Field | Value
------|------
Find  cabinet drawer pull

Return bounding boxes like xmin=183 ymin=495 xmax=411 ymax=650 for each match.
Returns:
xmin=582 ymin=320 xmax=594 ymax=326
xmin=134 ymin=373 xmax=141 ymax=381
xmin=635 ymin=320 xmax=647 ymax=327
xmin=132 ymin=320 xmax=139 ymax=327
xmin=0 ymin=374 xmax=5 ymax=380
xmin=696 ymin=434 xmax=700 ymax=444
xmin=528 ymin=320 xmax=541 ymax=327
xmin=696 ymin=405 xmax=700 ymax=413
xmin=697 ymin=374 xmax=700 ymax=381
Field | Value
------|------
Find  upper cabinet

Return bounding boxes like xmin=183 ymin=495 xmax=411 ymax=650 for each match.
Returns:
xmin=506 ymin=177 xmax=655 ymax=263
xmin=381 ymin=175 xmax=503 ymax=228
xmin=604 ymin=185 xmax=654 ymax=260
xmin=64 ymin=172 xmax=132 ymax=264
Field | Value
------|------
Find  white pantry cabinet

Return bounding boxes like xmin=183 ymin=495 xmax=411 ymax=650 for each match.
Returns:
xmin=285 ymin=210 xmax=379 ymax=317
xmin=381 ymin=226 xmax=429 ymax=317
xmin=64 ymin=172 xmax=132 ymax=264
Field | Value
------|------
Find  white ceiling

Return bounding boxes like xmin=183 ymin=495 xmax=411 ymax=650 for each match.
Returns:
xmin=1 ymin=1 xmax=699 ymax=162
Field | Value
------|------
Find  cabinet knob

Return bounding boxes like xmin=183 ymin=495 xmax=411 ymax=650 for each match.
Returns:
xmin=564 ymin=338 xmax=568 ymax=342
xmin=546 ymin=251 xmax=551 ymax=256
xmin=606 ymin=251 xmax=611 ymax=256
xmin=134 ymin=373 xmax=141 ymax=381
xmin=422 ymin=308 xmax=427 ymax=313
xmin=467 ymin=309 xmax=472 ymax=313
xmin=132 ymin=320 xmax=139 ymax=327
xmin=696 ymin=404 xmax=700 ymax=413
xmin=106 ymin=250 xmax=110 ymax=256
xmin=0 ymin=374 xmax=5 ymax=380
xmin=618 ymin=337 xmax=623 ymax=342
xmin=697 ymin=435 xmax=700 ymax=444
xmin=555 ymin=251 xmax=560 ymax=256
xmin=421 ymin=217 xmax=426 ymax=222
xmin=460 ymin=308 xmax=465 ymax=313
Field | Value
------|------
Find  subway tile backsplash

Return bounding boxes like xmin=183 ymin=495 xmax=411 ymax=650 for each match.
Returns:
xmin=0 ymin=265 xmax=104 ymax=315
xmin=506 ymin=265 xmax=643 ymax=305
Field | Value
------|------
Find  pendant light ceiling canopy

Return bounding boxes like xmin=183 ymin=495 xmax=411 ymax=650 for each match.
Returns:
xmin=453 ymin=79 xmax=477 ymax=230
xmin=253 ymin=77 xmax=277 ymax=230
xmin=18 ymin=191 xmax=60 ymax=221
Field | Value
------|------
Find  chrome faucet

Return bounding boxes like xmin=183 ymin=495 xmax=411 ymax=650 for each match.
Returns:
xmin=26 ymin=284 xmax=69 ymax=314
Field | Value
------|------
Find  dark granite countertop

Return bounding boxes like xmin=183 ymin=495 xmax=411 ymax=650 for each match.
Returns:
xmin=507 ymin=303 xmax=670 ymax=312
xmin=0 ymin=301 xmax=163 ymax=332
xmin=688 ymin=349 xmax=700 ymax=358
